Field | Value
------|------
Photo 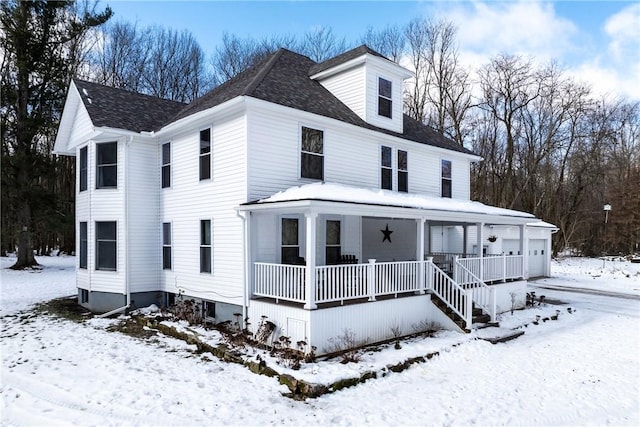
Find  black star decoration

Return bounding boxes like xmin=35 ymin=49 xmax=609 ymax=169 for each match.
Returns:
xmin=381 ymin=224 xmax=393 ymax=242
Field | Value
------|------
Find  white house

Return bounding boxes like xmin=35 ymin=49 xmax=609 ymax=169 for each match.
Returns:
xmin=54 ymin=45 xmax=557 ymax=354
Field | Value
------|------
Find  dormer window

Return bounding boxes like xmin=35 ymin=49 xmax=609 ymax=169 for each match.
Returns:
xmin=378 ymin=77 xmax=392 ymax=119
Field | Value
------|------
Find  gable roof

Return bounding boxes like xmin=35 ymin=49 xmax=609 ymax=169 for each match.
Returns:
xmin=71 ymin=47 xmax=474 ymax=156
xmin=171 ymin=48 xmax=475 ymax=155
xmin=73 ymin=79 xmax=186 ymax=133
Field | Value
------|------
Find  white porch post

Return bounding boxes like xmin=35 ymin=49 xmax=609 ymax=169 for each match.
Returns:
xmin=416 ymin=218 xmax=425 ymax=294
xmin=304 ymin=212 xmax=318 ymax=310
xmin=476 ymin=222 xmax=484 ymax=282
xmin=519 ymin=224 xmax=529 ymax=279
xmin=367 ymin=259 xmax=377 ymax=301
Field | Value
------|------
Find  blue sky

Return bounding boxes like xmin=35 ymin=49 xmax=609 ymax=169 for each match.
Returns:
xmin=103 ymin=1 xmax=640 ymax=99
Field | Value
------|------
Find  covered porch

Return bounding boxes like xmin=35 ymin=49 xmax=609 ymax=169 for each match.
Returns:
xmin=237 ymin=183 xmax=535 ymax=349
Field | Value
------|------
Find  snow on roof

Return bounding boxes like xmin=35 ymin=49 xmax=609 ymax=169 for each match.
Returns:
xmin=527 ymin=220 xmax=559 ymax=230
xmin=256 ymin=182 xmax=536 ymax=219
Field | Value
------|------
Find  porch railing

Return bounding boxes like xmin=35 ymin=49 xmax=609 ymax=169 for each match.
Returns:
xmin=254 ymin=263 xmax=306 ymax=304
xmin=453 ymin=257 xmax=496 ymax=322
xmin=457 ymin=254 xmax=524 ymax=283
xmin=426 ymin=261 xmax=472 ymax=329
xmin=254 ymin=260 xmax=473 ymax=328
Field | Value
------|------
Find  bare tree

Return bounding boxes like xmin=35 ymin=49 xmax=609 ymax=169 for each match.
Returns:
xmin=299 ymin=25 xmax=348 ymax=62
xmin=360 ymin=24 xmax=405 ymax=62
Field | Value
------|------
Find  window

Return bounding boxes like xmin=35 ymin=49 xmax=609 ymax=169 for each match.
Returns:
xmin=80 ymin=288 xmax=89 ymax=303
xmin=200 ymin=219 xmax=211 ymax=273
xmin=162 ymin=222 xmax=172 ymax=270
xmin=301 ymin=127 xmax=323 ymax=180
xmin=96 ymin=142 xmax=117 ymax=188
xmin=441 ymin=159 xmax=452 ymax=198
xmin=96 ymin=221 xmax=116 ymax=270
xmin=203 ymin=301 xmax=215 ymax=319
xmin=381 ymin=146 xmax=392 ymax=190
xmin=378 ymin=77 xmax=392 ymax=118
xmin=398 ymin=150 xmax=408 ymax=192
xmin=162 ymin=142 xmax=171 ymax=188
xmin=79 ymin=146 xmax=87 ymax=192
xmin=281 ymin=218 xmax=300 ymax=264
xmin=326 ymin=220 xmax=341 ymax=265
xmin=199 ymin=129 xmax=211 ymax=180
xmin=79 ymin=222 xmax=87 ymax=269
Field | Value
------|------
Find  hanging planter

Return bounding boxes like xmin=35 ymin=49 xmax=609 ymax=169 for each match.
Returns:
xmin=487 ymin=235 xmax=497 ymax=242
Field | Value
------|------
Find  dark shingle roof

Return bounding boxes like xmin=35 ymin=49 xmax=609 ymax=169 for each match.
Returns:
xmin=308 ymin=44 xmax=388 ymax=76
xmin=73 ymin=79 xmax=186 ymax=133
xmin=73 ymin=47 xmax=475 ymax=156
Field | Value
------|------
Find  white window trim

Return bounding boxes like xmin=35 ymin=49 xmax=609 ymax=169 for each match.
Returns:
xmin=162 ymin=221 xmax=172 ymax=270
xmin=441 ymin=158 xmax=453 ymax=198
xmin=298 ymin=123 xmax=325 ymax=182
xmin=95 ymin=220 xmax=118 ymax=272
xmin=200 ymin=219 xmax=213 ymax=274
xmin=161 ymin=142 xmax=172 ymax=189
xmin=377 ymin=75 xmax=393 ymax=120
xmin=198 ymin=126 xmax=212 ymax=182
xmin=279 ymin=215 xmax=304 ymax=264
xmin=323 ymin=215 xmax=343 ymax=265
xmin=380 ymin=144 xmax=408 ymax=192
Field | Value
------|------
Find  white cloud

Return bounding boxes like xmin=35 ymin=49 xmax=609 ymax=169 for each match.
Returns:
xmin=425 ymin=0 xmax=640 ymax=100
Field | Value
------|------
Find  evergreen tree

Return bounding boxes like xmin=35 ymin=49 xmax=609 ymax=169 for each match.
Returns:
xmin=1 ymin=0 xmax=112 ymax=268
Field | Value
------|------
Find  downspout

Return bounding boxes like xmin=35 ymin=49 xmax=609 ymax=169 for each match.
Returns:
xmin=236 ymin=210 xmax=249 ymax=330
xmin=98 ymin=136 xmax=133 ymax=317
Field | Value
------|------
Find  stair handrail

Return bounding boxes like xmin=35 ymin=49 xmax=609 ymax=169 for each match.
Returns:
xmin=426 ymin=259 xmax=472 ymax=330
xmin=453 ymin=257 xmax=496 ymax=322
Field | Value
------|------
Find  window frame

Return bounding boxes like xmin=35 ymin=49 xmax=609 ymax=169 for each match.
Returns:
xmin=325 ymin=219 xmax=341 ymax=265
xmin=441 ymin=159 xmax=452 ymax=198
xmin=281 ymin=217 xmax=301 ymax=265
xmin=96 ymin=142 xmax=117 ymax=189
xmin=378 ymin=77 xmax=392 ymax=119
xmin=79 ymin=146 xmax=88 ymax=192
xmin=200 ymin=219 xmax=212 ymax=273
xmin=162 ymin=222 xmax=172 ymax=270
xmin=397 ymin=149 xmax=408 ymax=192
xmin=300 ymin=126 xmax=324 ymax=181
xmin=79 ymin=221 xmax=87 ymax=269
xmin=380 ymin=145 xmax=393 ymax=190
xmin=95 ymin=221 xmax=117 ymax=271
xmin=199 ymin=128 xmax=211 ymax=181
xmin=161 ymin=142 xmax=171 ymax=188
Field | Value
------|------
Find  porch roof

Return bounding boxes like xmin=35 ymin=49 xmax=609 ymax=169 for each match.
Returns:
xmin=239 ymin=182 xmax=537 ymax=225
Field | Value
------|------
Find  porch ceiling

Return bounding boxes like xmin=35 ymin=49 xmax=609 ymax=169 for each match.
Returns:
xmin=238 ymin=182 xmax=537 ymax=226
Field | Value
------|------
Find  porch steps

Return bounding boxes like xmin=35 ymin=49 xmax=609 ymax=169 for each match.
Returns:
xmin=431 ymin=296 xmax=498 ymax=333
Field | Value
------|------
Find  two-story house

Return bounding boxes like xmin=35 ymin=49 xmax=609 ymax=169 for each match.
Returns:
xmin=54 ymin=45 xmax=556 ymax=354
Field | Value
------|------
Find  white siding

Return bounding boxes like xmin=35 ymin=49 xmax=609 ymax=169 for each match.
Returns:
xmin=127 ymin=138 xmax=161 ymax=293
xmin=246 ymin=102 xmax=474 ymax=202
xmin=161 ymin=112 xmax=247 ymax=307
xmin=77 ymin=139 xmax=126 ymax=294
xmin=316 ymin=66 xmax=366 ymax=120
xmin=364 ymin=62 xmax=404 ymax=133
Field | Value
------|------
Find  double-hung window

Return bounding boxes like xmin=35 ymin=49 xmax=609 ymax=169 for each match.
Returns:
xmin=301 ymin=127 xmax=323 ymax=180
xmin=96 ymin=142 xmax=117 ymax=188
xmin=79 ymin=146 xmax=87 ymax=192
xmin=381 ymin=146 xmax=392 ymax=190
xmin=199 ymin=129 xmax=211 ymax=181
xmin=325 ymin=220 xmax=341 ymax=265
xmin=378 ymin=77 xmax=392 ymax=118
xmin=381 ymin=147 xmax=407 ymax=191
xmin=162 ymin=142 xmax=171 ymax=188
xmin=162 ymin=222 xmax=172 ymax=270
xmin=200 ymin=219 xmax=212 ymax=273
xmin=441 ymin=159 xmax=452 ymax=198
xmin=281 ymin=218 xmax=300 ymax=265
xmin=397 ymin=150 xmax=408 ymax=192
xmin=79 ymin=222 xmax=87 ymax=269
xmin=96 ymin=221 xmax=116 ymax=270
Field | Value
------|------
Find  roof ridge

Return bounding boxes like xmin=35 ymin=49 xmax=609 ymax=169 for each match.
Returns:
xmin=242 ymin=49 xmax=286 ymax=96
xmin=72 ymin=78 xmax=187 ymax=107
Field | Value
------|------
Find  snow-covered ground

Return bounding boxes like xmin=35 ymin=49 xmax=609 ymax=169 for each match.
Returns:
xmin=1 ymin=255 xmax=639 ymax=426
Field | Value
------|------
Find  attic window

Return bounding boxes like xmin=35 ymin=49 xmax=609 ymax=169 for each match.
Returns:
xmin=378 ymin=77 xmax=392 ymax=119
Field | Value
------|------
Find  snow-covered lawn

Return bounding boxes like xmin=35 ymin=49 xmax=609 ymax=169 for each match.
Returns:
xmin=1 ymin=255 xmax=639 ymax=426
